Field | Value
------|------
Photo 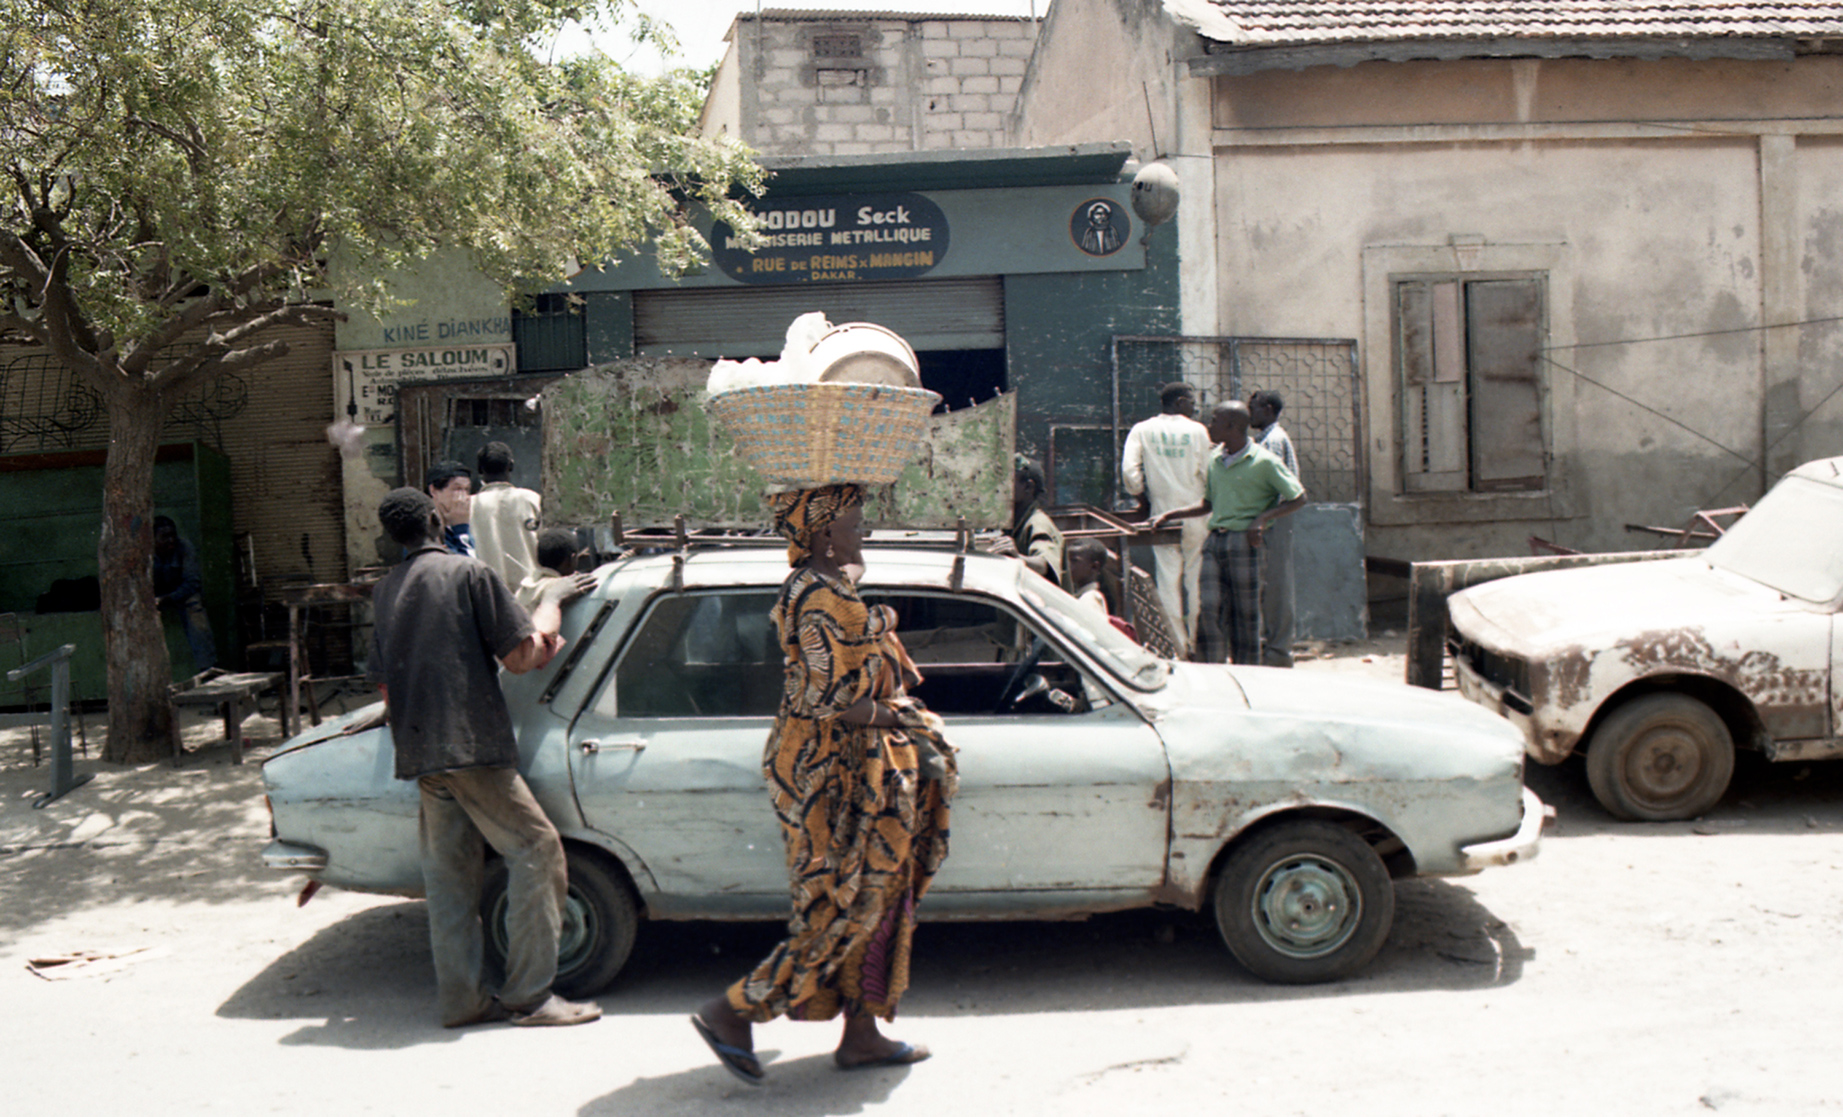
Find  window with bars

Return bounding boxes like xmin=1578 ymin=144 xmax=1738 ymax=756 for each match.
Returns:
xmin=1395 ymin=275 xmax=1546 ymax=493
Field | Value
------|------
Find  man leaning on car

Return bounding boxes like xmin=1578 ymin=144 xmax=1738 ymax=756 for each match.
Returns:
xmin=368 ymin=486 xmax=599 ymax=1029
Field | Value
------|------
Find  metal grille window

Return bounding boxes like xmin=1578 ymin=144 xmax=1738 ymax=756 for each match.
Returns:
xmin=513 ymin=293 xmax=587 ymax=373
xmin=1395 ymin=276 xmax=1546 ymax=493
xmin=1111 ymin=335 xmax=1362 ymax=506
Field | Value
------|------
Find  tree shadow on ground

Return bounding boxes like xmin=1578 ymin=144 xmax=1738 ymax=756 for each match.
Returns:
xmin=218 ymin=876 xmax=1525 ymax=1053
xmin=0 ymin=756 xmax=283 ymax=938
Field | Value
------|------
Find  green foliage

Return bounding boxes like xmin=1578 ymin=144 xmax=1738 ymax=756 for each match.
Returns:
xmin=0 ymin=0 xmax=763 ymax=354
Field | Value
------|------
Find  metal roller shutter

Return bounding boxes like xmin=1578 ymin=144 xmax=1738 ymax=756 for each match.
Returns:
xmin=633 ymin=277 xmax=1004 ymax=356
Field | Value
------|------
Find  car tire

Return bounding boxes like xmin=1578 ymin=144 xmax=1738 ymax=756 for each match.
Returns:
xmin=1213 ymin=820 xmax=1394 ymax=984
xmin=1585 ymin=692 xmax=1734 ymax=821
xmin=481 ymin=845 xmax=639 ymax=999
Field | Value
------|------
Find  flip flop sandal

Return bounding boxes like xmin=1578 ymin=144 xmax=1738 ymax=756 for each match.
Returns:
xmin=691 ymin=1014 xmax=766 ymax=1085
xmin=836 ymin=1041 xmax=931 ymax=1071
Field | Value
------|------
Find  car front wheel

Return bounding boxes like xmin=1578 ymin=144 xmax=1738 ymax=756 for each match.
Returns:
xmin=1585 ymin=692 xmax=1734 ymax=821
xmin=481 ymin=845 xmax=639 ymax=999
xmin=1213 ymin=820 xmax=1394 ymax=984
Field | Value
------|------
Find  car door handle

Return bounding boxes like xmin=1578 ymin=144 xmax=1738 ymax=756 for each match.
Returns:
xmin=579 ymin=737 xmax=647 ymax=755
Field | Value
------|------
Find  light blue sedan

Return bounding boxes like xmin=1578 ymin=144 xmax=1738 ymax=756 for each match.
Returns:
xmin=262 ymin=542 xmax=1543 ymax=991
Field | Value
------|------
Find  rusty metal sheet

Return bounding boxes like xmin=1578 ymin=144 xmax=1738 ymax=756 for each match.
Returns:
xmin=539 ymin=359 xmax=1013 ymax=531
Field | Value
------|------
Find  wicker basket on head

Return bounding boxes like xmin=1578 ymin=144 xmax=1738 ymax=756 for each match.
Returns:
xmin=707 ymin=381 xmax=942 ymax=488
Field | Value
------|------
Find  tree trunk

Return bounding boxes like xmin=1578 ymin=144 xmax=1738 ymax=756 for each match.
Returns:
xmin=98 ymin=383 xmax=178 ymax=764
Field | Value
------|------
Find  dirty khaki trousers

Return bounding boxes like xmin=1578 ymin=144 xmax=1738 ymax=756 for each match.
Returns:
xmin=418 ymin=767 xmax=567 ymax=1024
xmin=1150 ymin=515 xmax=1209 ymax=658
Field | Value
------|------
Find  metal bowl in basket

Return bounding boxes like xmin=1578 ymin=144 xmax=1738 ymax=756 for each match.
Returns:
xmin=707 ymin=382 xmax=942 ymax=488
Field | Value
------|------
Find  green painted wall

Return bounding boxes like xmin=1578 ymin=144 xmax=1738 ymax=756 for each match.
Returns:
xmin=1004 ymin=225 xmax=1181 ymax=506
xmin=582 ymin=291 xmax=635 ymax=364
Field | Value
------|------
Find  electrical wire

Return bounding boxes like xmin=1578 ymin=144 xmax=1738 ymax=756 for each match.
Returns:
xmin=1535 ymin=312 xmax=1843 ymax=507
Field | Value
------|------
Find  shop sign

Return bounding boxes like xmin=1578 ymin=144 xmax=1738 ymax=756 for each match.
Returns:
xmin=712 ymin=193 xmax=950 ymax=285
xmin=332 ymin=344 xmax=516 ymax=424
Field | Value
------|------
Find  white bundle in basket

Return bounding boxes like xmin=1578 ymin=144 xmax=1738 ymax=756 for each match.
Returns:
xmin=706 ymin=311 xmax=830 ymax=393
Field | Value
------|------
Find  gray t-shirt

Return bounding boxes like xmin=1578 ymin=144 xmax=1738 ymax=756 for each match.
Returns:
xmin=368 ymin=545 xmax=535 ymax=780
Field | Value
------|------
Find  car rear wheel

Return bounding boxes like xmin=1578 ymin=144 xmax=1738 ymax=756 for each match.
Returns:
xmin=1586 ymin=692 xmax=1734 ymax=821
xmin=1213 ymin=820 xmax=1394 ymax=984
xmin=481 ymin=845 xmax=639 ymax=999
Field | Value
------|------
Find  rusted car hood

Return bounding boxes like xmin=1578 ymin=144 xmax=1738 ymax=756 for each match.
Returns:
xmin=1450 ymin=557 xmax=1806 ymax=655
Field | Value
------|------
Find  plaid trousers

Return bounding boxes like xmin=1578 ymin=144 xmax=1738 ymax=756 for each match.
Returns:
xmin=1198 ymin=528 xmax=1262 ymax=665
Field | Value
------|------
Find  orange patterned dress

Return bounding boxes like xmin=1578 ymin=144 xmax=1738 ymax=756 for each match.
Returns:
xmin=727 ymin=566 xmax=956 ymax=1023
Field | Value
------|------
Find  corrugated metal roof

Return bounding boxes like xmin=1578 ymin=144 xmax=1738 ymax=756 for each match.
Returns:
xmin=1179 ymin=2 xmax=1843 ymax=46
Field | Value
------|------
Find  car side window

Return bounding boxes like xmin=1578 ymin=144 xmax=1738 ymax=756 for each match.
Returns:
xmin=863 ymin=591 xmax=1100 ymax=716
xmin=595 ymin=591 xmax=781 ymax=718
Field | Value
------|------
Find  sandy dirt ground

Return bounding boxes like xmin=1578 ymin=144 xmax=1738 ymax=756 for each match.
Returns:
xmin=6 ymin=646 xmax=1843 ymax=1116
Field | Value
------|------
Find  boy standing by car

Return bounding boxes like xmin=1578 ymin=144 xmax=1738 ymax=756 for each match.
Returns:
xmin=1149 ymin=402 xmax=1306 ymax=665
xmin=369 ymin=487 xmax=598 ymax=1029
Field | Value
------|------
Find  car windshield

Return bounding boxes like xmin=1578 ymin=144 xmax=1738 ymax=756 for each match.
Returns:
xmin=1018 ymin=578 xmax=1169 ymax=691
xmin=1704 ymin=474 xmax=1843 ymax=603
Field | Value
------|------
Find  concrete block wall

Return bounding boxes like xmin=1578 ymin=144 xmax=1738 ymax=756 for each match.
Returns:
xmin=728 ymin=15 xmax=1039 ymax=155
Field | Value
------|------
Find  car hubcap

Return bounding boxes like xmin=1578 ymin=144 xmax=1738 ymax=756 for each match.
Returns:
xmin=1627 ymin=725 xmax=1702 ymax=803
xmin=489 ymin=886 xmax=596 ymax=976
xmin=558 ymin=889 xmax=595 ymax=970
xmin=1250 ymin=854 xmax=1362 ymax=959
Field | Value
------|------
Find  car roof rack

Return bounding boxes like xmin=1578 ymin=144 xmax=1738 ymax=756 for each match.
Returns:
xmin=596 ymin=513 xmax=981 ymax=591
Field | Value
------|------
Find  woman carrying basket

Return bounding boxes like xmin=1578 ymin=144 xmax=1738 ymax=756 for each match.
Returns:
xmin=693 ymin=483 xmax=957 ymax=1084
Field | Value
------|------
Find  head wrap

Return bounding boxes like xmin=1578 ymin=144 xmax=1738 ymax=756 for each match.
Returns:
xmin=768 ymin=484 xmax=865 ymax=567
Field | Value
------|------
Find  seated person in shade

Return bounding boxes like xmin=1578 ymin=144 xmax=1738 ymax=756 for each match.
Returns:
xmin=1065 ymin=538 xmax=1112 ymax=618
xmin=515 ymin=528 xmax=591 ymax=612
xmin=987 ymin=454 xmax=1063 ymax=586
xmin=153 ymin=516 xmax=216 ymax=673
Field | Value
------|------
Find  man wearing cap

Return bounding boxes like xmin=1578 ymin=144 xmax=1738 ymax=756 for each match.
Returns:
xmin=369 ymin=486 xmax=599 ymax=1029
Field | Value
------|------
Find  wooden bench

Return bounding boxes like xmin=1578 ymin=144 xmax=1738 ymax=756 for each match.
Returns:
xmin=169 ymin=670 xmax=283 ymax=765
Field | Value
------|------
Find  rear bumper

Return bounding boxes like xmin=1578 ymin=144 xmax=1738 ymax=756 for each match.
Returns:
xmin=1458 ymin=787 xmax=1550 ymax=872
xmin=261 ymin=839 xmax=329 ymax=873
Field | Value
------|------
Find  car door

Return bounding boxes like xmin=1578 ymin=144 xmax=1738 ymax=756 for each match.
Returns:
xmin=567 ymin=588 xmax=788 ymax=913
xmin=862 ymin=589 xmax=1173 ymax=903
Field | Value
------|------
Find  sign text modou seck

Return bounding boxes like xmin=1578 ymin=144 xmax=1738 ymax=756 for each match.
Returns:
xmin=712 ymin=193 xmax=949 ymax=285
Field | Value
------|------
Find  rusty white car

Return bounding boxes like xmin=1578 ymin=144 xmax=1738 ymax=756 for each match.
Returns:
xmin=1449 ymin=455 xmax=1843 ymax=821
xmin=262 ymin=539 xmax=1542 ymax=992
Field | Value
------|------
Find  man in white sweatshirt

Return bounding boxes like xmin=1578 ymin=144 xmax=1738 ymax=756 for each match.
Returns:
xmin=1122 ymin=382 xmax=1212 ymax=658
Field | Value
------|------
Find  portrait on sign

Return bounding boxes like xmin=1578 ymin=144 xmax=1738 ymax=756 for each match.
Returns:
xmin=1071 ymin=198 xmax=1129 ymax=257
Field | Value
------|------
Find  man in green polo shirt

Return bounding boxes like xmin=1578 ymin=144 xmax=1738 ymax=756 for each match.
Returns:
xmin=1149 ymin=402 xmax=1305 ymax=664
